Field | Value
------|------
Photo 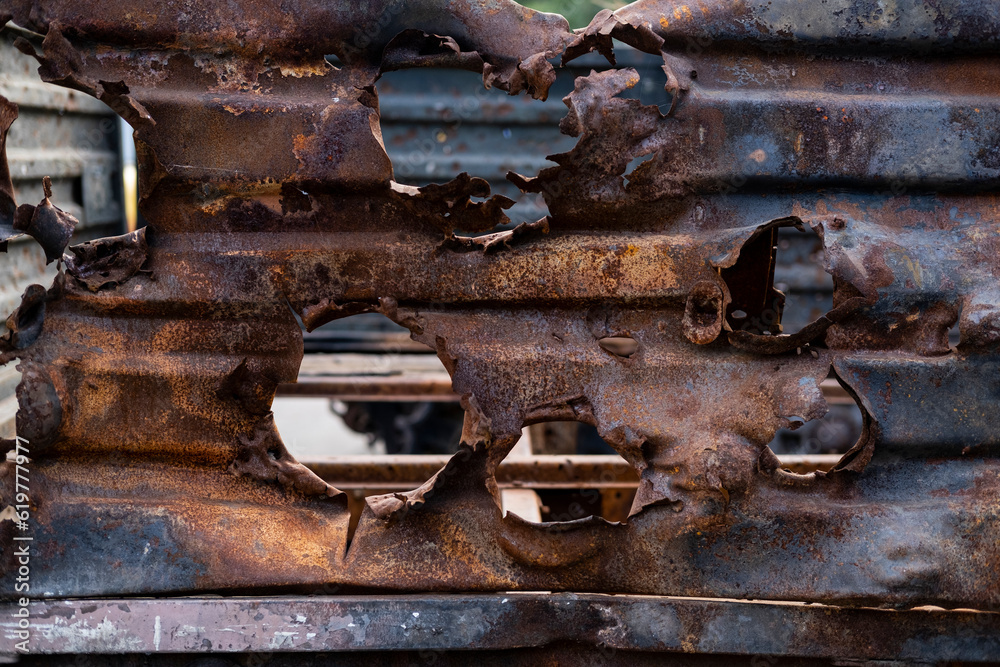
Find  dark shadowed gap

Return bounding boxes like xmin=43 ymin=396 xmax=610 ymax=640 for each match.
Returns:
xmin=721 ymin=224 xmax=864 ymax=462
xmin=332 ymin=401 xmax=464 ymax=456
xmin=722 ymin=226 xmax=782 ymax=335
xmin=722 ymin=224 xmax=836 ymax=338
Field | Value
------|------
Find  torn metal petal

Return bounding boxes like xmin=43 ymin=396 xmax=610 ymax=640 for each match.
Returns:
xmin=13 ymin=176 xmax=78 ymax=263
xmin=229 ymin=413 xmax=346 ymax=499
xmin=65 ymin=227 xmax=150 ymax=292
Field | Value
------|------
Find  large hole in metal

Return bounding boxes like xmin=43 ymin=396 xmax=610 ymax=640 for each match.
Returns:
xmin=773 ymin=225 xmax=836 ymax=335
xmin=720 ymin=224 xmax=865 ymax=467
xmin=504 ymin=420 xmax=636 ymax=524
xmin=722 ymin=223 xmax=835 ymax=339
xmin=274 ymin=311 xmax=453 ymax=542
xmin=372 ymin=41 xmax=668 ymax=230
xmin=296 ymin=311 xmax=462 ymax=455
xmin=766 ymin=374 xmax=865 ymax=463
xmin=374 ymin=66 xmax=558 ymax=226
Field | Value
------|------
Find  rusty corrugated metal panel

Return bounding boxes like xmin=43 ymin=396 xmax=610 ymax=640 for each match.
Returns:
xmin=0 ymin=1 xmax=997 ymax=648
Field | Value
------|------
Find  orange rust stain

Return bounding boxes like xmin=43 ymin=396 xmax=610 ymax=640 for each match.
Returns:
xmin=292 ymin=133 xmax=311 ymax=154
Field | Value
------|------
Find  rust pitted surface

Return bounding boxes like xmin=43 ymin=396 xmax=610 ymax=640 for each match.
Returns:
xmin=0 ymin=0 xmax=998 ymax=631
xmin=10 ymin=176 xmax=76 ymax=263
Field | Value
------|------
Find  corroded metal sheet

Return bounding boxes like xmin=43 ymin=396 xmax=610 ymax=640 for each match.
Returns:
xmin=0 ymin=0 xmax=998 ymax=627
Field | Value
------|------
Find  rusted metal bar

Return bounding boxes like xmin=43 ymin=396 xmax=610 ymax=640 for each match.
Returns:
xmin=307 ymin=454 xmax=637 ymax=490
xmin=297 ymin=372 xmax=875 ymax=405
xmin=283 ymin=353 xmax=456 ymax=401
xmin=283 ymin=375 xmax=457 ymax=401
xmin=302 ymin=454 xmax=839 ymax=490
xmin=281 ymin=359 xmax=856 ymax=405
xmin=2 ymin=594 xmax=999 ymax=661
